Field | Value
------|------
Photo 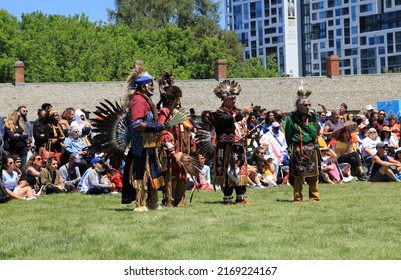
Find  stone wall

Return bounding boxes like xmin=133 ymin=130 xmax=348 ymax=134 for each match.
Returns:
xmin=1 ymin=73 xmax=400 ymax=121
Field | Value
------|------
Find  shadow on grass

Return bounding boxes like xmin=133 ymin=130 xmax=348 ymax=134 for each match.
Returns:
xmin=276 ymin=199 xmax=294 ymax=203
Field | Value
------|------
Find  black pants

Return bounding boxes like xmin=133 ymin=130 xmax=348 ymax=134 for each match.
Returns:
xmin=337 ymin=152 xmax=361 ymax=176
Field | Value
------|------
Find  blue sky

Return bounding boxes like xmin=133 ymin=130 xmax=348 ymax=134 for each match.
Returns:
xmin=0 ymin=0 xmax=225 ymax=27
xmin=0 ymin=0 xmax=114 ymax=23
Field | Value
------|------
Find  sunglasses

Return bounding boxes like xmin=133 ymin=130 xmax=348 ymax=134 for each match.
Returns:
xmin=35 ymin=157 xmax=43 ymax=161
xmin=8 ymin=162 xmax=14 ymax=165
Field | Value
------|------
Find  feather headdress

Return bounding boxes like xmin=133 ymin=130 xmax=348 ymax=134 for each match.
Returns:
xmin=214 ymin=80 xmax=241 ymax=100
xmin=126 ymin=60 xmax=153 ymax=90
xmin=295 ymin=80 xmax=312 ymax=107
xmin=123 ymin=60 xmax=154 ymax=107
xmin=157 ymin=72 xmax=182 ymax=100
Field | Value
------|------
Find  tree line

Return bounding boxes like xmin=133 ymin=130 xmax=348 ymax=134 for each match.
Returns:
xmin=0 ymin=1 xmax=280 ymax=83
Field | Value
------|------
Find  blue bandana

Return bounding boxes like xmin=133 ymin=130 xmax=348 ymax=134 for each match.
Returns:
xmin=131 ymin=76 xmax=153 ymax=89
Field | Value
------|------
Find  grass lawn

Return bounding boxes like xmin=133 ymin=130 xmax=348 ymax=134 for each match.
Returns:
xmin=1 ymin=181 xmax=401 ymax=260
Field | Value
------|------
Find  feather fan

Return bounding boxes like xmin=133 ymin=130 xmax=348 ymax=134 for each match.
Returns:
xmin=175 ymin=153 xmax=203 ymax=179
xmin=194 ymin=126 xmax=216 ymax=160
xmin=165 ymin=108 xmax=189 ymax=128
xmin=91 ymin=99 xmax=130 ymax=168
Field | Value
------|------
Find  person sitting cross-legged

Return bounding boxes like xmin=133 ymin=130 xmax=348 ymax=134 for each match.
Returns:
xmin=78 ymin=157 xmax=114 ymax=195
xmin=369 ymin=142 xmax=401 ymax=182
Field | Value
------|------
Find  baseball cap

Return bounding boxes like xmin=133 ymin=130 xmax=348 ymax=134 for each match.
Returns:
xmin=90 ymin=157 xmax=104 ymax=165
xmin=69 ymin=152 xmax=81 ymax=163
xmin=376 ymin=142 xmax=387 ymax=149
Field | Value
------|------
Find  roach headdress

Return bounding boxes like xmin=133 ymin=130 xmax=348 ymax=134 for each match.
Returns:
xmin=214 ymin=80 xmax=241 ymax=100
xmin=156 ymin=72 xmax=182 ymax=109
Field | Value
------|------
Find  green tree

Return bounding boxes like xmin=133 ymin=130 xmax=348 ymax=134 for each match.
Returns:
xmin=232 ymin=56 xmax=282 ymax=78
xmin=108 ymin=0 xmax=221 ymax=36
xmin=0 ymin=9 xmax=19 ymax=82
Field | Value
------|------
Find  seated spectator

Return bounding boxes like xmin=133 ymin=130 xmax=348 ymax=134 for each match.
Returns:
xmin=25 ymin=154 xmax=43 ymax=190
xmin=198 ymin=110 xmax=212 ymax=130
xmin=320 ymin=148 xmax=342 ymax=184
xmin=318 ymin=111 xmax=328 ymax=142
xmin=44 ymin=110 xmax=66 ymax=153
xmin=259 ymin=121 xmax=289 ymax=166
xmin=105 ymin=163 xmax=123 ymax=194
xmin=380 ymin=126 xmax=399 ymax=157
xmin=372 ymin=110 xmax=389 ymax=134
xmin=3 ymin=110 xmax=29 ymax=169
xmin=259 ymin=142 xmax=280 ymax=177
xmin=361 ymin=128 xmax=381 ymax=166
xmin=368 ymin=110 xmax=379 ymax=128
xmin=260 ymin=155 xmax=278 ymax=187
xmin=78 ymin=157 xmax=114 ymax=195
xmin=323 ymin=109 xmax=344 ymax=145
xmin=70 ymin=109 xmax=92 ymax=136
xmin=339 ymin=103 xmax=352 ymax=122
xmin=356 ymin=123 xmax=368 ymax=154
xmin=36 ymin=157 xmax=71 ymax=194
xmin=59 ymin=107 xmax=75 ymax=136
xmin=63 ymin=126 xmax=88 ymax=173
xmin=247 ymin=146 xmax=266 ymax=189
xmin=59 ymin=152 xmax=81 ymax=190
xmin=194 ymin=153 xmax=214 ymax=190
xmin=1 ymin=153 xmax=36 ymax=200
xmin=32 ymin=109 xmax=47 ymax=153
xmin=387 ymin=113 xmax=400 ymax=142
xmin=11 ymin=155 xmax=27 ymax=187
xmin=369 ymin=142 xmax=401 ymax=182
xmin=334 ymin=127 xmax=369 ymax=180
xmin=260 ymin=110 xmax=275 ymax=136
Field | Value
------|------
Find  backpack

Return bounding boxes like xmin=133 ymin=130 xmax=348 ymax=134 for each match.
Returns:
xmin=0 ymin=181 xmax=10 ymax=204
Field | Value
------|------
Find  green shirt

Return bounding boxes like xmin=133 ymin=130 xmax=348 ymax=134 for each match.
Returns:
xmin=285 ymin=112 xmax=319 ymax=152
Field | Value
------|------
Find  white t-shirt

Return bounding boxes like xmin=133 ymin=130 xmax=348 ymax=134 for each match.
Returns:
xmin=2 ymin=170 xmax=18 ymax=191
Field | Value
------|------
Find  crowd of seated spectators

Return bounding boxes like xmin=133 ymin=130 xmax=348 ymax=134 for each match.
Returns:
xmin=2 ymin=101 xmax=401 ymax=203
xmin=0 ymin=103 xmax=123 ymax=201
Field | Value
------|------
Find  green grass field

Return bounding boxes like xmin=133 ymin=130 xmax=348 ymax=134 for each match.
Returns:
xmin=1 ymin=181 xmax=401 ymax=260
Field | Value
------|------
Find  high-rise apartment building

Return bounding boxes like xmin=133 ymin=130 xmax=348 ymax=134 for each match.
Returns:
xmin=225 ymin=0 xmax=401 ymax=77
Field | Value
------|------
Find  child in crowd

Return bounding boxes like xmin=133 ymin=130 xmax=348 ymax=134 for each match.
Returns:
xmin=320 ymin=148 xmax=342 ymax=184
xmin=260 ymin=155 xmax=278 ymax=187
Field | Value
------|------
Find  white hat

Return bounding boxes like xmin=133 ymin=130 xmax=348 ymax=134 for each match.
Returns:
xmin=366 ymin=104 xmax=374 ymax=111
xmin=264 ymin=155 xmax=273 ymax=161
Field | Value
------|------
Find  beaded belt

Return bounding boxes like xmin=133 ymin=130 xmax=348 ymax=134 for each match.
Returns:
xmin=219 ymin=134 xmax=241 ymax=143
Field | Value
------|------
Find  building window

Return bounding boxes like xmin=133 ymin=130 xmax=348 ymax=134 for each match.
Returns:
xmin=360 ymin=4 xmax=373 ymax=13
xmin=369 ymin=37 xmax=375 ymax=45
xmin=243 ymin=3 xmax=249 ymax=20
